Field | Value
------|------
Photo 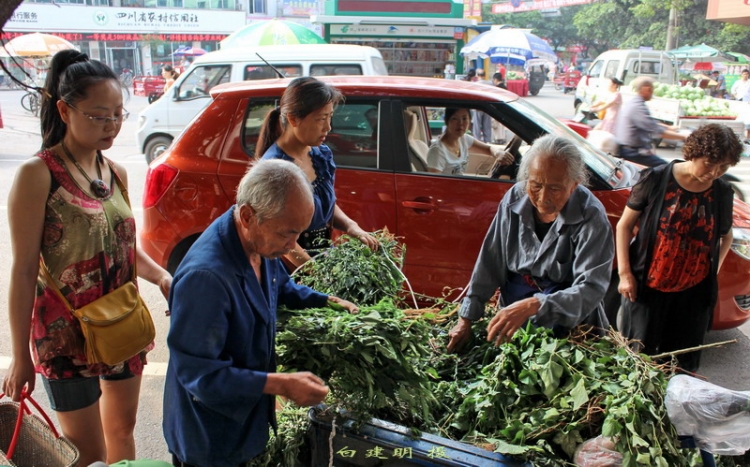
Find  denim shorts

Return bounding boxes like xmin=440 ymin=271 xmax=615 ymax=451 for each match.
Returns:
xmin=42 ymin=365 xmax=135 ymax=412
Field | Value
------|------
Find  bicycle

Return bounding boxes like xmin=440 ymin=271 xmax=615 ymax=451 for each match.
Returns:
xmin=21 ymin=90 xmax=41 ymax=116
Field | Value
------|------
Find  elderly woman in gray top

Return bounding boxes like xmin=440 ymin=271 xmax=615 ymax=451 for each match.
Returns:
xmin=447 ymin=134 xmax=614 ymax=352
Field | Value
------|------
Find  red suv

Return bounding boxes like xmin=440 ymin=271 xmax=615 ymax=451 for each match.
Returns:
xmin=141 ymin=76 xmax=750 ymax=330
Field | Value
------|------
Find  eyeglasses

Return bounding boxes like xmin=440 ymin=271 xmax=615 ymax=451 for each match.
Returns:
xmin=66 ymin=102 xmax=130 ymax=125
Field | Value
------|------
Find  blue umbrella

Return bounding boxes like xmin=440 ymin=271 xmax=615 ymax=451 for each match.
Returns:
xmin=461 ymin=28 xmax=556 ymax=66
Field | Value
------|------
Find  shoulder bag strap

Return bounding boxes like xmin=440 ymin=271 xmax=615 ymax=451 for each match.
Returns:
xmin=38 ymin=257 xmax=75 ymax=313
xmin=105 ymin=157 xmax=137 ymax=283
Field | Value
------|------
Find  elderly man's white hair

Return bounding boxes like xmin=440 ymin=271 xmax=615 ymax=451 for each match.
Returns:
xmin=631 ymin=76 xmax=655 ymax=92
xmin=235 ymin=159 xmax=313 ymax=223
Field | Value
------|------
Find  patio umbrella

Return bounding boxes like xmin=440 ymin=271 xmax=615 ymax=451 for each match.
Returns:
xmin=727 ymin=52 xmax=750 ymax=64
xmin=460 ymin=28 xmax=556 ymax=66
xmin=667 ymin=44 xmax=735 ymax=63
xmin=220 ymin=19 xmax=326 ymax=50
xmin=171 ymin=46 xmax=208 ymax=57
xmin=0 ymin=32 xmax=76 ymax=57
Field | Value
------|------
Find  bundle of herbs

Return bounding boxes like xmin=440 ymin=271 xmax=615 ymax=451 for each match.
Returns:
xmin=276 ymin=299 xmax=441 ymax=426
xmin=292 ymin=230 xmax=406 ymax=306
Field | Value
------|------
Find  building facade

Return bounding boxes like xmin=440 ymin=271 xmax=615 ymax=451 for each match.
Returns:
xmin=2 ymin=0 xmax=325 ymax=79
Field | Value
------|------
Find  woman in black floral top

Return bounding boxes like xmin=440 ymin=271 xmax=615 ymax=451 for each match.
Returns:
xmin=615 ymin=124 xmax=743 ymax=371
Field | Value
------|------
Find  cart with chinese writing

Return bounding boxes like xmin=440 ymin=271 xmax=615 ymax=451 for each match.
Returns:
xmin=308 ymin=407 xmax=530 ymax=466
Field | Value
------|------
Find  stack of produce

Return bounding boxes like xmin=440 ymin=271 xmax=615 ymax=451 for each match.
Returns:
xmin=651 ymin=82 xmax=737 ymax=118
xmin=255 ymin=235 xmax=714 ymax=466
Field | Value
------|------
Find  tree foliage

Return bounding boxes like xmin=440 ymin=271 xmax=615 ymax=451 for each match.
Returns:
xmin=482 ymin=0 xmax=750 ymax=59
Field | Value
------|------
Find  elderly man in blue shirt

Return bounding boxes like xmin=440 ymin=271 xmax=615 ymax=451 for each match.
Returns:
xmin=447 ymin=135 xmax=614 ymax=352
xmin=163 ymin=159 xmax=358 ymax=467
xmin=614 ymin=76 xmax=686 ymax=167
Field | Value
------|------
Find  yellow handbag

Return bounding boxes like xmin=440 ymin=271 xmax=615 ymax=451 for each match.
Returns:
xmin=40 ymin=260 xmax=155 ymax=366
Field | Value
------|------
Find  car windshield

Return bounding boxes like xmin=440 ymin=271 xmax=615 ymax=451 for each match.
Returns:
xmin=502 ymin=99 xmax=629 ymax=189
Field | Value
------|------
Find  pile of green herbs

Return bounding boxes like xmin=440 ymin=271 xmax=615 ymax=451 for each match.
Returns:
xmin=292 ymin=230 xmax=406 ymax=306
xmin=276 ymin=300 xmax=708 ymax=466
xmin=273 ymin=236 xmax=706 ymax=465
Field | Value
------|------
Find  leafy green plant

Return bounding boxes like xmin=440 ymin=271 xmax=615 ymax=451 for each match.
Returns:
xmin=247 ymin=403 xmax=310 ymax=467
xmin=292 ymin=230 xmax=405 ymax=306
xmin=276 ymin=299 xmax=441 ymax=426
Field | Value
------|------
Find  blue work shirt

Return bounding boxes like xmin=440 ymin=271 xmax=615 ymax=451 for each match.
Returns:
xmin=459 ymin=183 xmax=614 ymax=332
xmin=261 ymin=143 xmax=336 ymax=231
xmin=163 ymin=207 xmax=328 ymax=467
xmin=614 ymin=94 xmax=665 ymax=150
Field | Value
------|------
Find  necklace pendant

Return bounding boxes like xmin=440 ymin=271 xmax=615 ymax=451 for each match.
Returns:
xmin=91 ymin=179 xmax=110 ymax=198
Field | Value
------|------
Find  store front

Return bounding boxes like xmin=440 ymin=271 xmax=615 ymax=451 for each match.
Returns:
xmin=2 ymin=3 xmax=244 ymax=78
xmin=312 ymin=0 xmax=475 ymax=77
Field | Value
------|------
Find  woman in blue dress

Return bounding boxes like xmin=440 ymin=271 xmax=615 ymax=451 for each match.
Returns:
xmin=255 ymin=77 xmax=378 ymax=268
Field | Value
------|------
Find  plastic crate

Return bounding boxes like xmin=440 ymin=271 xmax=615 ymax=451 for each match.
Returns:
xmin=308 ymin=408 xmax=530 ymax=467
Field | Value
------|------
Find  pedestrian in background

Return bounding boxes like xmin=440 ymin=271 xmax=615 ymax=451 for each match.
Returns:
xmin=616 ymin=124 xmax=742 ymax=372
xmin=590 ymin=77 xmax=623 ymax=134
xmin=163 ymin=159 xmax=359 ymax=467
xmin=472 ymin=68 xmax=493 ymax=142
xmin=710 ymin=70 xmax=726 ymax=99
xmin=730 ymin=69 xmax=750 ymax=102
xmin=161 ymin=65 xmax=179 ymax=92
xmin=3 ymin=49 xmax=172 ymax=466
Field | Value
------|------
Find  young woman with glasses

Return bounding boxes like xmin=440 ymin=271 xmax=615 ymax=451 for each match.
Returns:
xmin=3 ymin=49 xmax=172 ymax=466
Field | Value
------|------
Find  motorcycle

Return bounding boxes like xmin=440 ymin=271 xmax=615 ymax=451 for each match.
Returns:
xmin=552 ymin=70 xmax=581 ymax=94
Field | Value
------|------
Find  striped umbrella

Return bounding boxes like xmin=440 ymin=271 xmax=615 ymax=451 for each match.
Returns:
xmin=220 ymin=19 xmax=326 ymax=50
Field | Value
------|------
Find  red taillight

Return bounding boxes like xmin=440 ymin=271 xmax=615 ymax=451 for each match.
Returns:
xmin=143 ymin=164 xmax=178 ymax=209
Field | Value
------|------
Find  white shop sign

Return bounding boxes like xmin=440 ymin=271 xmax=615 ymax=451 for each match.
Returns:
xmin=5 ymin=3 xmax=245 ymax=34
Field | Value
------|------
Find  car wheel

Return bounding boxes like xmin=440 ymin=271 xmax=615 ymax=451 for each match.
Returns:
xmin=530 ymin=89 xmax=540 ymax=96
xmin=144 ymin=136 xmax=172 ymax=164
xmin=166 ymin=234 xmax=201 ymax=275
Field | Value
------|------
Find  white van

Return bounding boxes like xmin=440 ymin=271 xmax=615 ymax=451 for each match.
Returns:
xmin=136 ymin=44 xmax=388 ymax=162
xmin=574 ymin=49 xmax=677 ymax=110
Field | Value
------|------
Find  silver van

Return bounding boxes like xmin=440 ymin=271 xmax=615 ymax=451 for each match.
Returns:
xmin=574 ymin=49 xmax=676 ymax=110
xmin=136 ymin=44 xmax=388 ymax=162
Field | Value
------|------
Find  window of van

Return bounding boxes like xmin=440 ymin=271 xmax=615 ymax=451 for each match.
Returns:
xmin=587 ymin=60 xmax=604 ymax=77
xmin=244 ymin=65 xmax=302 ymax=80
xmin=177 ymin=65 xmax=230 ymax=100
xmin=604 ymin=60 xmax=620 ymax=79
xmin=310 ymin=64 xmax=362 ymax=76
xmin=632 ymin=60 xmax=662 ymax=74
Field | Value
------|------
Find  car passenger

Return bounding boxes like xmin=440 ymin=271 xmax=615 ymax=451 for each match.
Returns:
xmin=447 ymin=134 xmax=614 ymax=352
xmin=426 ymin=107 xmax=513 ymax=175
